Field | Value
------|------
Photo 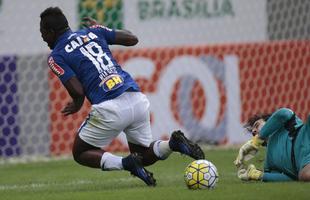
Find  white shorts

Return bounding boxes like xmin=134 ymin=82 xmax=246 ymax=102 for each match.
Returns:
xmin=79 ymin=92 xmax=153 ymax=148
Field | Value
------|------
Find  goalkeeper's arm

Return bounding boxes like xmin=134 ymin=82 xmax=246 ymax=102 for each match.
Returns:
xmin=237 ymin=164 xmax=294 ymax=182
xmin=234 ymin=135 xmax=264 ymax=168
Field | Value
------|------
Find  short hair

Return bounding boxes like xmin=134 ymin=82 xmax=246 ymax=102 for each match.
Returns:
xmin=244 ymin=113 xmax=272 ymax=133
xmin=40 ymin=7 xmax=69 ymax=32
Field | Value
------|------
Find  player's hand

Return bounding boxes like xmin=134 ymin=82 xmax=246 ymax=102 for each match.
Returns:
xmin=237 ymin=168 xmax=249 ymax=181
xmin=234 ymin=139 xmax=258 ymax=168
xmin=61 ymin=101 xmax=81 ymax=116
xmin=81 ymin=17 xmax=100 ymax=27
xmin=237 ymin=164 xmax=263 ymax=181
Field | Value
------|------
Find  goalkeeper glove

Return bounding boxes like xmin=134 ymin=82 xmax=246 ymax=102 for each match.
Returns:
xmin=234 ymin=135 xmax=264 ymax=167
xmin=251 ymin=134 xmax=265 ymax=149
xmin=234 ymin=140 xmax=257 ymax=168
xmin=237 ymin=164 xmax=263 ymax=181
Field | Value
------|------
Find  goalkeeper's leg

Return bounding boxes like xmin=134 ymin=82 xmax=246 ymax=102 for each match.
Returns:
xmin=296 ymin=116 xmax=310 ymax=182
xmin=298 ymin=163 xmax=310 ymax=181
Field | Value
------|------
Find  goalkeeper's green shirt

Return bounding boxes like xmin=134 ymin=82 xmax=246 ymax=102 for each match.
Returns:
xmin=260 ymin=108 xmax=310 ymax=179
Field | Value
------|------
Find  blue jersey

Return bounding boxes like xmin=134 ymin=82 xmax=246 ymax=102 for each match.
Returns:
xmin=47 ymin=25 xmax=140 ymax=104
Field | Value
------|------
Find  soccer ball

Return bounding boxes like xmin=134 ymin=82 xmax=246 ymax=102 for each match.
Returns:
xmin=184 ymin=159 xmax=219 ymax=189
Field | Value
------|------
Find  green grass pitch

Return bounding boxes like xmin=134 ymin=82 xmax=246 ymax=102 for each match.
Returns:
xmin=0 ymin=148 xmax=309 ymax=200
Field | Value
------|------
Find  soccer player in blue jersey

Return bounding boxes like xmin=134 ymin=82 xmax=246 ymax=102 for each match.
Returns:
xmin=39 ymin=7 xmax=204 ymax=186
xmin=234 ymin=108 xmax=310 ymax=182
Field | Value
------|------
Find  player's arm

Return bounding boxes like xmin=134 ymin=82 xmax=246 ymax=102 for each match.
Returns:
xmin=61 ymin=77 xmax=85 ymax=116
xmin=234 ymin=139 xmax=259 ymax=168
xmin=241 ymin=109 xmax=295 ymax=151
xmin=234 ymin=108 xmax=297 ymax=168
xmin=82 ymin=17 xmax=138 ymax=46
xmin=48 ymin=55 xmax=85 ymax=116
xmin=238 ymin=165 xmax=294 ymax=182
xmin=259 ymin=108 xmax=295 ymax=139
xmin=262 ymin=171 xmax=294 ymax=182
xmin=113 ymin=29 xmax=138 ymax=46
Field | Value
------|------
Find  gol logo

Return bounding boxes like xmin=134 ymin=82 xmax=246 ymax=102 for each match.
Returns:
xmin=123 ymin=55 xmax=244 ymax=144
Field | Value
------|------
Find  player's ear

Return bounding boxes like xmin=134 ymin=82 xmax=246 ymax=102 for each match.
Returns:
xmin=49 ymin=28 xmax=56 ymax=35
xmin=47 ymin=29 xmax=58 ymax=40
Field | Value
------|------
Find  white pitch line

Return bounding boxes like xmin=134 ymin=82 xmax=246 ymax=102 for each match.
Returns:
xmin=0 ymin=177 xmax=139 ymax=191
xmin=0 ymin=180 xmax=93 ymax=191
xmin=0 ymin=174 xmax=187 ymax=191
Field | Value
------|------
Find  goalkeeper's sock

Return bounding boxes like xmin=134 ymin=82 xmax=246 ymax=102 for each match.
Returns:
xmin=152 ymin=140 xmax=172 ymax=160
xmin=100 ymin=152 xmax=123 ymax=170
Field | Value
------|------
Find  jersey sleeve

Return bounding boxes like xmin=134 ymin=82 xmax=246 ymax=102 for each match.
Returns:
xmin=89 ymin=25 xmax=116 ymax=44
xmin=260 ymin=108 xmax=294 ymax=138
xmin=47 ymin=54 xmax=76 ymax=84
xmin=262 ymin=171 xmax=294 ymax=182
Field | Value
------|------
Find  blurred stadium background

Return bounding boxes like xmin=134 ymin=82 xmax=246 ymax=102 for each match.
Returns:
xmin=0 ymin=0 xmax=309 ymax=162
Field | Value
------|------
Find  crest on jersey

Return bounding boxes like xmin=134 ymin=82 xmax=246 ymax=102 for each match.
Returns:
xmin=48 ymin=57 xmax=64 ymax=77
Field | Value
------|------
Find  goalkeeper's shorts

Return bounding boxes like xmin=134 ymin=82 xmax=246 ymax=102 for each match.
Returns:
xmin=78 ymin=92 xmax=153 ymax=148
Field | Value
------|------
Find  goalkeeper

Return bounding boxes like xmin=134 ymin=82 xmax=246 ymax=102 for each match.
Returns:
xmin=234 ymin=108 xmax=310 ymax=182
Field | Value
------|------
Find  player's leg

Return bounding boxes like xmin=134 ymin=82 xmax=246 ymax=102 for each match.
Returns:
xmin=124 ymin=94 xmax=161 ymax=166
xmin=123 ymin=92 xmax=170 ymax=165
xmin=128 ymin=142 xmax=160 ymax=166
xmin=125 ymin=119 xmax=205 ymax=165
xmin=125 ymin=92 xmax=205 ymax=168
xmin=125 ymin=93 xmax=204 ymax=165
xmin=127 ymin=138 xmax=187 ymax=166
xmin=73 ymin=131 xmax=129 ymax=172
xmin=90 ymin=93 xmax=155 ymax=186
xmin=121 ymin=151 xmax=156 ymax=186
xmin=75 ymin=126 xmax=155 ymax=185
xmin=73 ymin=123 xmax=125 ymax=171
xmin=298 ymin=163 xmax=310 ymax=181
xmin=296 ymin=115 xmax=310 ymax=181
xmin=71 ymin=102 xmax=125 ymax=171
xmin=168 ymin=130 xmax=205 ymax=160
xmin=128 ymin=130 xmax=205 ymax=165
xmin=298 ymin=128 xmax=310 ymax=182
xmin=72 ymin=134 xmax=105 ymax=168
xmin=74 ymin=102 xmax=126 ymax=170
xmin=122 ymin=92 xmax=163 ymax=165
xmin=73 ymin=132 xmax=155 ymax=186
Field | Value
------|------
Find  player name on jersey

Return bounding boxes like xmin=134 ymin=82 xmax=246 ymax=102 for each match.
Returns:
xmin=65 ymin=32 xmax=98 ymax=53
